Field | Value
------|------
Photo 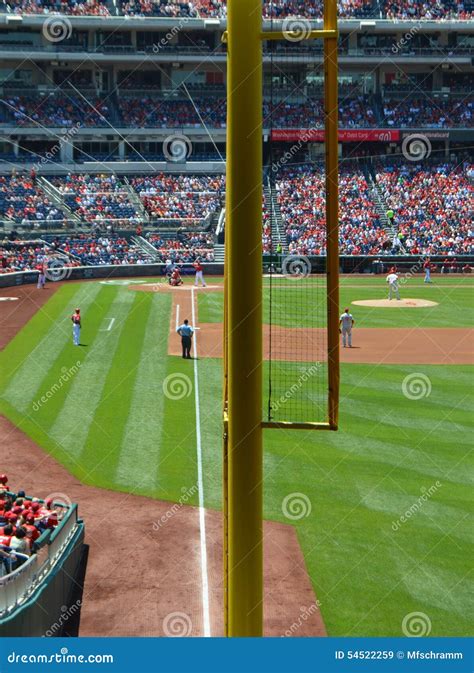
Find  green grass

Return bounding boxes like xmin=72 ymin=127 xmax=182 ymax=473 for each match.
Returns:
xmin=198 ymin=275 xmax=474 ymax=328
xmin=0 ymin=278 xmax=472 ymax=637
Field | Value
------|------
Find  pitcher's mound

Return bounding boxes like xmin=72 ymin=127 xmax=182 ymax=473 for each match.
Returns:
xmin=352 ymin=298 xmax=438 ymax=308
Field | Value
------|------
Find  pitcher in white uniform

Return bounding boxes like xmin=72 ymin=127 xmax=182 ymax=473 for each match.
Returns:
xmin=339 ymin=308 xmax=355 ymax=348
xmin=386 ymin=269 xmax=401 ymax=300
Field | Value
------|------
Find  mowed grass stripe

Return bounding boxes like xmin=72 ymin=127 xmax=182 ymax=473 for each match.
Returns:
xmin=48 ymin=288 xmax=136 ymax=459
xmin=0 ymin=283 xmax=80 ymax=381
xmin=115 ymin=292 xmax=171 ymax=494
xmin=156 ymin=356 xmax=199 ymax=503
xmin=2 ymin=283 xmax=104 ymax=412
xmin=12 ymin=286 xmax=117 ymax=431
xmin=78 ymin=291 xmax=153 ymax=484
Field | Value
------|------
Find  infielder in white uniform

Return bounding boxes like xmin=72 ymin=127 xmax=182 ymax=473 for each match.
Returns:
xmin=386 ymin=270 xmax=401 ymax=300
xmin=339 ymin=308 xmax=354 ymax=347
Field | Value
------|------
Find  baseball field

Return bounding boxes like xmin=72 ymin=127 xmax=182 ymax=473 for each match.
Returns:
xmin=0 ymin=274 xmax=472 ymax=637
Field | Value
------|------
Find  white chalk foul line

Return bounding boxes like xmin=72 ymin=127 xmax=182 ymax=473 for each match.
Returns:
xmin=100 ymin=317 xmax=116 ymax=332
xmin=191 ymin=286 xmax=211 ymax=637
xmin=175 ymin=304 xmax=180 ymax=331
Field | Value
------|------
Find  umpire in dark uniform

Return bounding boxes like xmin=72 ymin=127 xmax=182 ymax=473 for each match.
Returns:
xmin=176 ymin=319 xmax=194 ymax=359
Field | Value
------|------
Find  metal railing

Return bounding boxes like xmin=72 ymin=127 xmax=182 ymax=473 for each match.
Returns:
xmin=0 ymin=505 xmax=80 ymax=618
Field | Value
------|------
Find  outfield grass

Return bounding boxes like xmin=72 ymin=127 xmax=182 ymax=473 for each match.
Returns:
xmin=0 ymin=277 xmax=472 ymax=637
xmin=198 ymin=275 xmax=474 ymax=328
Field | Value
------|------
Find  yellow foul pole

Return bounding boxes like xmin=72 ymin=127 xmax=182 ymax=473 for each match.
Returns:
xmin=225 ymin=0 xmax=263 ymax=637
xmin=324 ymin=0 xmax=340 ymax=430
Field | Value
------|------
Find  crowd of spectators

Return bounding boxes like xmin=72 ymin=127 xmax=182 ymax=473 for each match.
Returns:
xmin=382 ymin=98 xmax=473 ymax=128
xmin=51 ymin=174 xmax=139 ymax=227
xmin=7 ymin=0 xmax=109 ymax=14
xmin=2 ymin=0 xmax=472 ymax=18
xmin=147 ymin=231 xmax=215 ymax=261
xmin=0 ymin=475 xmax=67 ymax=576
xmin=382 ymin=0 xmax=472 ymax=20
xmin=1 ymin=95 xmax=110 ymax=128
xmin=275 ymin=164 xmax=388 ymax=255
xmin=0 ymin=174 xmax=65 ymax=225
xmin=117 ymin=97 xmax=226 ymax=128
xmin=375 ymin=161 xmax=473 ymax=255
xmin=130 ymin=174 xmax=224 ymax=222
xmin=2 ymin=92 xmax=473 ymax=129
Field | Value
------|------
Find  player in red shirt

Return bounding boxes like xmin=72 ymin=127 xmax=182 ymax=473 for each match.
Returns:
xmin=193 ymin=259 xmax=206 ymax=288
xmin=71 ymin=308 xmax=81 ymax=346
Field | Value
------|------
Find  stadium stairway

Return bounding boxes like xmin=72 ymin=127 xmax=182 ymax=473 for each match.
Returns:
xmin=265 ymin=180 xmax=288 ymax=254
xmin=214 ymin=243 xmax=225 ymax=262
xmin=132 ymin=235 xmax=162 ymax=262
xmin=123 ymin=176 xmax=150 ymax=224
xmin=365 ymin=168 xmax=406 ymax=253
xmin=38 ymin=177 xmax=82 ymax=228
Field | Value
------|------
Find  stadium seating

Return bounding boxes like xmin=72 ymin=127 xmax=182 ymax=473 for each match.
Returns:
xmin=130 ymin=174 xmax=224 ymax=223
xmin=6 ymin=0 xmax=109 ymax=14
xmin=382 ymin=98 xmax=473 ymax=128
xmin=1 ymin=94 xmax=110 ymax=128
xmin=274 ymin=164 xmax=388 ymax=255
xmin=0 ymin=477 xmax=67 ymax=577
xmin=1 ymin=0 xmax=472 ymax=17
xmin=0 ymin=175 xmax=65 ymax=225
xmin=374 ymin=162 xmax=473 ymax=255
xmin=50 ymin=174 xmax=139 ymax=226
